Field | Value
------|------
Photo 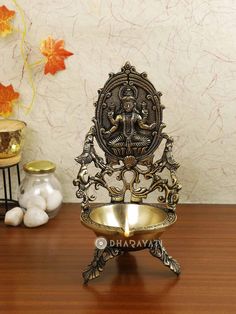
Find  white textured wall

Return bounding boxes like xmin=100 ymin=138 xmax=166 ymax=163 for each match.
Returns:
xmin=1 ymin=0 xmax=236 ymax=203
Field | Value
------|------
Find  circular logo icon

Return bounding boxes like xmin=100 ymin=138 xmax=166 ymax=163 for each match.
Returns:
xmin=95 ymin=237 xmax=107 ymax=249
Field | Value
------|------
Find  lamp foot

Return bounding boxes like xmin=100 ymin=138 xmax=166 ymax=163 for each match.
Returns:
xmin=83 ymin=246 xmax=123 ymax=284
xmin=149 ymin=240 xmax=181 ymax=275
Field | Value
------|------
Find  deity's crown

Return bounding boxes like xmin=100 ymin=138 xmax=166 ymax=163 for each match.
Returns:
xmin=119 ymin=85 xmax=138 ymax=101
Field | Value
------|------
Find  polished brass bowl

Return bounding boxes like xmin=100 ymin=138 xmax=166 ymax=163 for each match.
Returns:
xmin=0 ymin=119 xmax=26 ymax=158
xmin=81 ymin=203 xmax=176 ymax=250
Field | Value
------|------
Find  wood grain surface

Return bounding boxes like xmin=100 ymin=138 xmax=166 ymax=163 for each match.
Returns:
xmin=0 ymin=204 xmax=236 ymax=314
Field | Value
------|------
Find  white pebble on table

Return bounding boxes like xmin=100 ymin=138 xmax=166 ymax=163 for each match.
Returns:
xmin=23 ymin=207 xmax=49 ymax=228
xmin=4 ymin=207 xmax=24 ymax=226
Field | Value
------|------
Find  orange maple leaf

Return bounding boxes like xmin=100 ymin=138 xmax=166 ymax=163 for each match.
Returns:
xmin=40 ymin=37 xmax=73 ymax=75
xmin=0 ymin=5 xmax=15 ymax=37
xmin=0 ymin=83 xmax=20 ymax=117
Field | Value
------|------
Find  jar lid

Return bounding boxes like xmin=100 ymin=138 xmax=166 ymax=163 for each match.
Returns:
xmin=23 ymin=160 xmax=56 ymax=174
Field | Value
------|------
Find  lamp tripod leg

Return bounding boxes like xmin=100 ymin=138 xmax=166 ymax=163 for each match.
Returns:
xmin=82 ymin=246 xmax=123 ymax=284
xmin=149 ymin=240 xmax=181 ymax=275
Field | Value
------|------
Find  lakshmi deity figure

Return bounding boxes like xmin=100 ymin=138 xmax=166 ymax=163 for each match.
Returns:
xmin=103 ymin=85 xmax=156 ymax=156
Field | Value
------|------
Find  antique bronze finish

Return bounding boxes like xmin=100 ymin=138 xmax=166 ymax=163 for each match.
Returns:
xmin=74 ymin=62 xmax=181 ymax=283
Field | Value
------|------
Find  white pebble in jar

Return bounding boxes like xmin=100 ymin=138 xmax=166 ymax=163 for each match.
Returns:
xmin=18 ymin=188 xmax=36 ymax=209
xmin=46 ymin=190 xmax=63 ymax=212
xmin=39 ymin=182 xmax=55 ymax=199
xmin=26 ymin=195 xmax=46 ymax=211
xmin=19 ymin=160 xmax=63 ymax=219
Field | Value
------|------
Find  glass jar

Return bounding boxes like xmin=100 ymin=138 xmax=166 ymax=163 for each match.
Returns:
xmin=18 ymin=160 xmax=63 ymax=218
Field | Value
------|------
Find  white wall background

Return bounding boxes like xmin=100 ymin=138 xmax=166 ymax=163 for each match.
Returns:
xmin=1 ymin=0 xmax=236 ymax=203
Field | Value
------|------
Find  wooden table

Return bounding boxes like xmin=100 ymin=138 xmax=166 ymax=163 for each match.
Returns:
xmin=0 ymin=204 xmax=236 ymax=314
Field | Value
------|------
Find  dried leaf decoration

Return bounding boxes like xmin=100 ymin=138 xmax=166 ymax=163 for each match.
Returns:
xmin=40 ymin=37 xmax=73 ymax=75
xmin=0 ymin=83 xmax=19 ymax=117
xmin=0 ymin=5 xmax=15 ymax=37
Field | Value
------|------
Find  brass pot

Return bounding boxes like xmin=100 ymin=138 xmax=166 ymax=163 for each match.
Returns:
xmin=81 ymin=203 xmax=176 ymax=251
xmin=0 ymin=119 xmax=26 ymax=159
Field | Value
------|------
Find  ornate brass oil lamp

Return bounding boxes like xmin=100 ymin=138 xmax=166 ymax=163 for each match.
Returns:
xmin=73 ymin=62 xmax=181 ymax=284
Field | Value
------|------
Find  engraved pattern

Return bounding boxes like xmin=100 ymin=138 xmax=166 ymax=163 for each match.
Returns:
xmin=74 ymin=62 xmax=181 ymax=210
xmin=83 ymin=240 xmax=180 ymax=284
xmin=94 ymin=61 xmax=164 ymax=160
xmin=83 ymin=247 xmax=123 ymax=284
xmin=80 ymin=205 xmax=176 ymax=234
xmin=149 ymin=240 xmax=181 ymax=275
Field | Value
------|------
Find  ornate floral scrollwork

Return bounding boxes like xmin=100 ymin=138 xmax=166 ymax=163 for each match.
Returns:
xmin=74 ymin=62 xmax=181 ymax=210
xmin=73 ymin=127 xmax=114 ymax=210
xmin=74 ymin=130 xmax=181 ymax=209
xmin=83 ymin=240 xmax=180 ymax=284
xmin=152 ymin=134 xmax=180 ymax=172
xmin=74 ymin=62 xmax=182 ymax=284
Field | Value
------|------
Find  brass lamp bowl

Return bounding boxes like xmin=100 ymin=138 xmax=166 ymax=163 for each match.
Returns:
xmin=0 ymin=119 xmax=26 ymax=159
xmin=81 ymin=203 xmax=176 ymax=250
